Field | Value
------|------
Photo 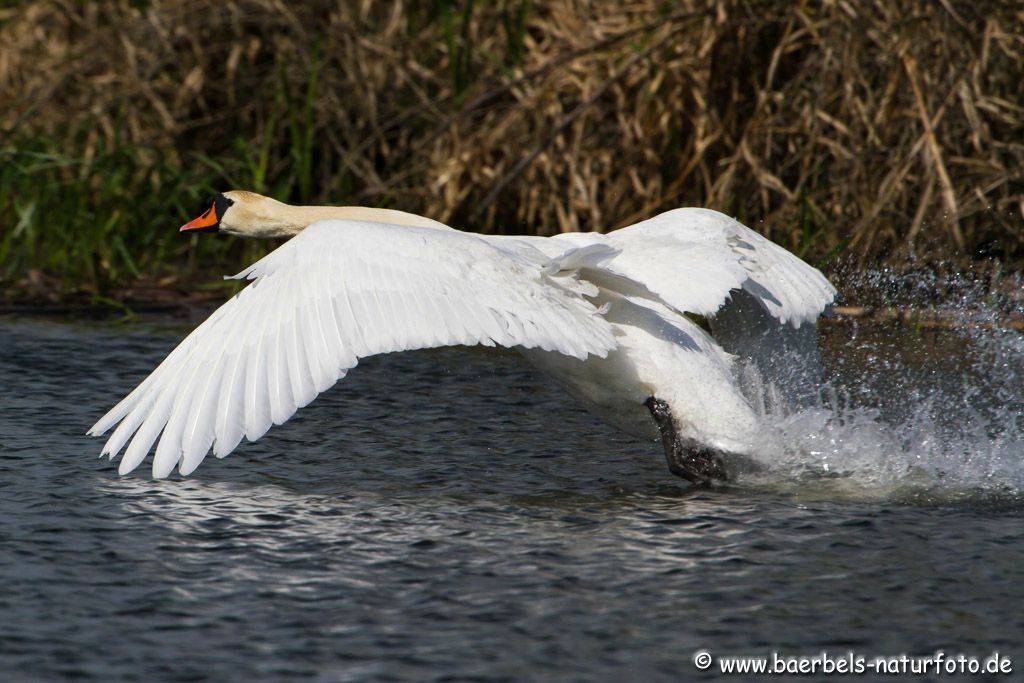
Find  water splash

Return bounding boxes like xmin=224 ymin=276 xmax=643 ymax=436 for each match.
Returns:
xmin=740 ymin=269 xmax=1024 ymax=504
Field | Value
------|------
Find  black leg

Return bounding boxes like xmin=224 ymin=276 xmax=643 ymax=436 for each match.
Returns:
xmin=644 ymin=397 xmax=728 ymax=485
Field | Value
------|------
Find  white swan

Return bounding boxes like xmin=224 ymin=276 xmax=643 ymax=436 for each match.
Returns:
xmin=89 ymin=191 xmax=836 ymax=482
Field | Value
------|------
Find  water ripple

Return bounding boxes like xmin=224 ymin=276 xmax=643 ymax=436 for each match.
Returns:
xmin=1 ymin=318 xmax=1022 ymax=680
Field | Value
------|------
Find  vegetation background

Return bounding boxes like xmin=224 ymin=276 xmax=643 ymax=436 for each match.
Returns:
xmin=1 ymin=0 xmax=1022 ymax=306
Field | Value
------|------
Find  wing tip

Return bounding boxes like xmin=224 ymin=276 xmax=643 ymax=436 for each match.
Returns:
xmin=117 ymin=457 xmax=139 ymax=476
xmin=151 ymin=457 xmax=178 ymax=479
xmin=87 ymin=417 xmax=111 ymax=437
xmin=177 ymin=457 xmax=204 ymax=477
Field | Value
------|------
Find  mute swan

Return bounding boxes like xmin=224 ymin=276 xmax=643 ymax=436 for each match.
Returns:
xmin=89 ymin=191 xmax=836 ymax=482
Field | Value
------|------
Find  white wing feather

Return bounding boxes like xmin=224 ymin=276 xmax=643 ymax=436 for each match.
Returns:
xmin=546 ymin=208 xmax=836 ymax=325
xmin=604 ymin=208 xmax=836 ymax=325
xmin=549 ymin=208 xmax=836 ymax=411
xmin=89 ymin=220 xmax=615 ymax=477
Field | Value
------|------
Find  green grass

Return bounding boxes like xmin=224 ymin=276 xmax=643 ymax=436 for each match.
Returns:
xmin=0 ymin=51 xmax=335 ymax=303
xmin=2 ymin=1 xmax=1019 ymax=306
xmin=0 ymin=133 xmax=255 ymax=301
xmin=0 ymin=11 xmax=349 ymax=303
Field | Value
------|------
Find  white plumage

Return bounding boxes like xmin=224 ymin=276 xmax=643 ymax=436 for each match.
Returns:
xmin=89 ymin=192 xmax=836 ymax=480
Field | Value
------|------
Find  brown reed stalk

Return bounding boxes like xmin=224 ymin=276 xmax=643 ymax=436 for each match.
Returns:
xmin=2 ymin=0 xmax=1022 ymax=270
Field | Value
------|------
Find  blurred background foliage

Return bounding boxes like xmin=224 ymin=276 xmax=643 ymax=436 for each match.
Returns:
xmin=1 ymin=0 xmax=1022 ymax=302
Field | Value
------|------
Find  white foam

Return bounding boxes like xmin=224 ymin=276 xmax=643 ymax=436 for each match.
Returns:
xmin=734 ymin=285 xmax=1024 ymax=503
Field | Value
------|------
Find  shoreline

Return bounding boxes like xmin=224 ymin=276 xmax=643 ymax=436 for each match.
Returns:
xmin=3 ymin=294 xmax=1020 ymax=332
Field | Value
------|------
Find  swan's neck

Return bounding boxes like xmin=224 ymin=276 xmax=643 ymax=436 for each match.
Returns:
xmin=231 ymin=200 xmax=452 ymax=238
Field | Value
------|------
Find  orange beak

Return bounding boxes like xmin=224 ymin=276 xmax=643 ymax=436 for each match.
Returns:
xmin=180 ymin=204 xmax=220 ymax=232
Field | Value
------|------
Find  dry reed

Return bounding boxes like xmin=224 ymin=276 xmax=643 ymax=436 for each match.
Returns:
xmin=2 ymin=0 xmax=1023 ymax=275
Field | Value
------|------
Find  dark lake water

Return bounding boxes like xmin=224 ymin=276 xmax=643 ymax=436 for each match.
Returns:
xmin=2 ymin=314 xmax=1023 ymax=681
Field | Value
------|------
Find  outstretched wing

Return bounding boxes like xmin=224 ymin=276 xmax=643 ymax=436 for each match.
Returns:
xmin=582 ymin=208 xmax=836 ymax=409
xmin=89 ymin=220 xmax=615 ymax=478
xmin=595 ymin=208 xmax=836 ymax=326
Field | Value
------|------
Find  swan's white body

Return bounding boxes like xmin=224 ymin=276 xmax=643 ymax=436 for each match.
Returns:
xmin=90 ymin=195 xmax=835 ymax=479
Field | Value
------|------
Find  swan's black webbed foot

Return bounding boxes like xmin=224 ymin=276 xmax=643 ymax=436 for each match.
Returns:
xmin=644 ymin=397 xmax=729 ymax=485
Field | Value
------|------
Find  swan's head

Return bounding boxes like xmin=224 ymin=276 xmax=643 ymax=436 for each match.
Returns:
xmin=180 ymin=191 xmax=300 ymax=239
